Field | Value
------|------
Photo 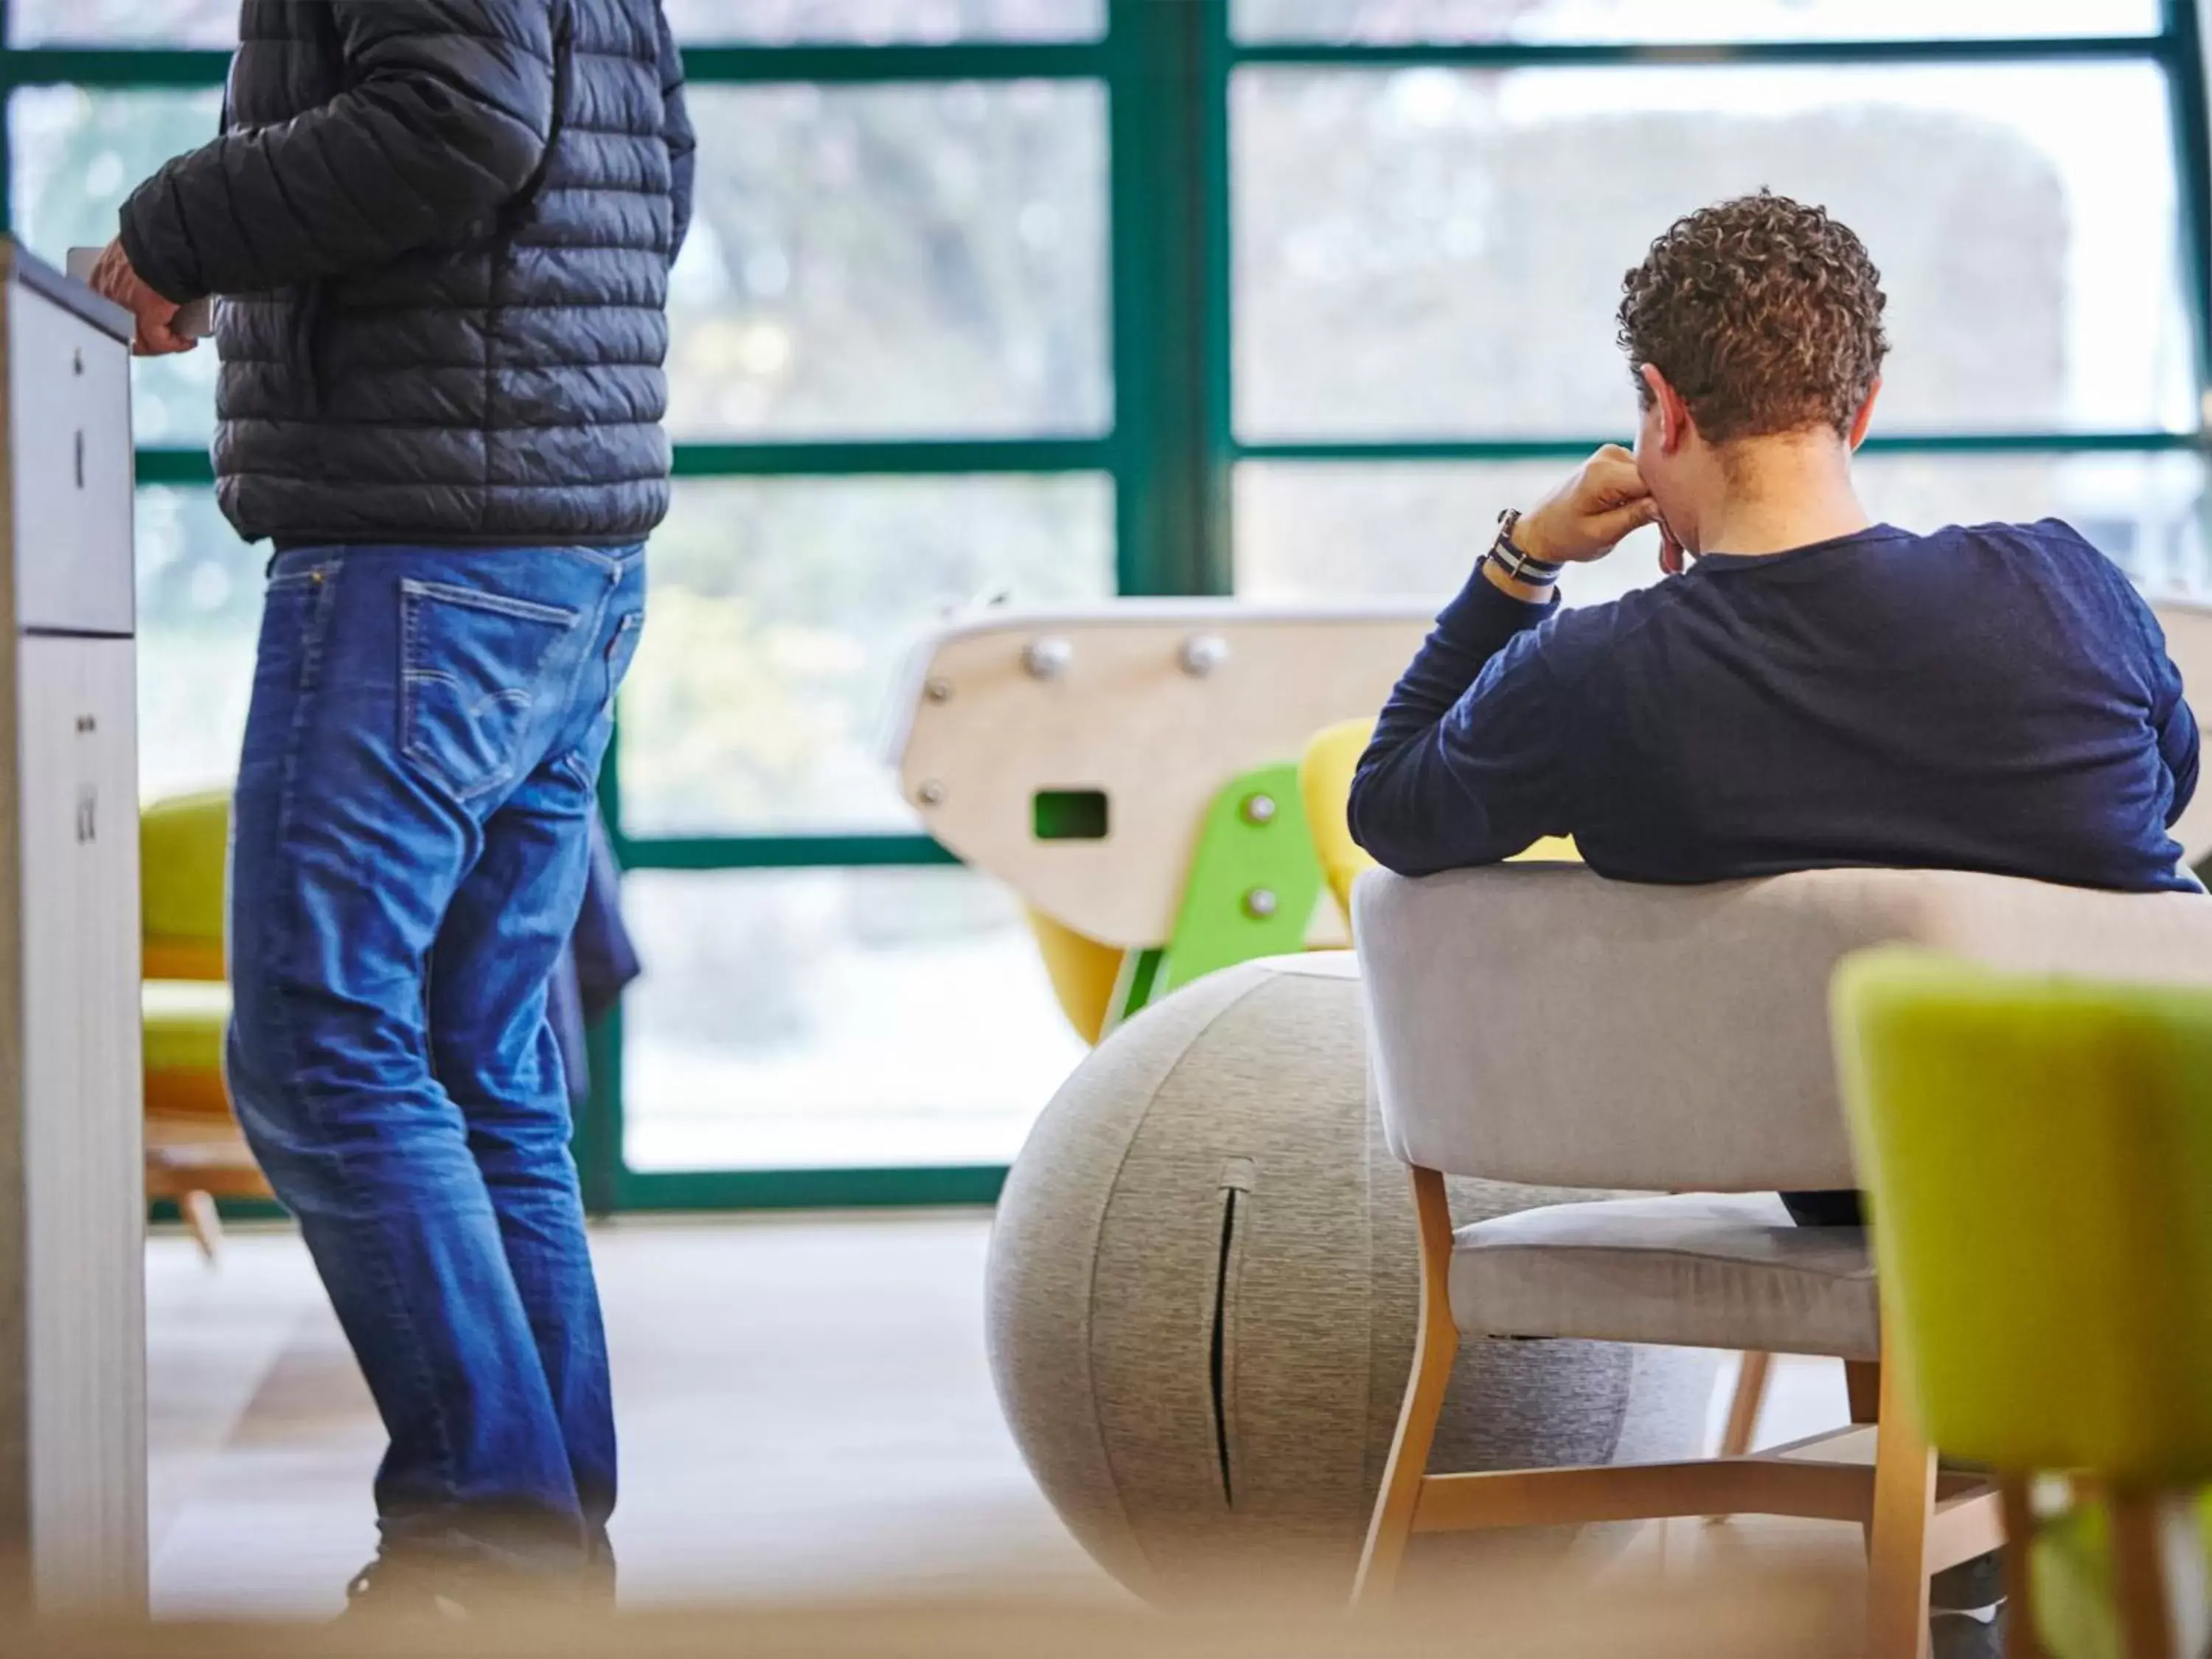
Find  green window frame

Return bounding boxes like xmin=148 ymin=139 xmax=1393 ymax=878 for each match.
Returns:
xmin=7 ymin=1 xmax=2207 ymax=1213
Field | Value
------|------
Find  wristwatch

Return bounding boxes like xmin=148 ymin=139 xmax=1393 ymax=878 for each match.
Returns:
xmin=1486 ymin=509 xmax=1564 ymax=589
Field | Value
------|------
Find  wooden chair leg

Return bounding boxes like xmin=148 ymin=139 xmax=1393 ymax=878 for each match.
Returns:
xmin=181 ymin=1189 xmax=222 ymax=1263
xmin=1998 ymin=1477 xmax=2043 ymax=1659
xmin=2109 ymin=1490 xmax=2179 ymax=1659
xmin=1719 ymin=1350 xmax=1772 ymax=1456
xmin=1354 ymin=1166 xmax=1458 ymax=1607
xmin=1867 ymin=1354 xmax=1936 ymax=1659
xmin=1846 ymin=1360 xmax=1882 ymax=1426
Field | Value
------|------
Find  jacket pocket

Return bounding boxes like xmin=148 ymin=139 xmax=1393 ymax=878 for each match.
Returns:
xmin=400 ymin=579 xmax=583 ymax=801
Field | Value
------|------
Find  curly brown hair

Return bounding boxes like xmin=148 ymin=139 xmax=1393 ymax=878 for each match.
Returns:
xmin=1617 ymin=192 xmax=1888 ymax=445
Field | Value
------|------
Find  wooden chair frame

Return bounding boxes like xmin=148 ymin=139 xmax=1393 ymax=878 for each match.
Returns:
xmin=1353 ymin=1168 xmax=2006 ymax=1659
xmin=143 ymin=1135 xmax=268 ymax=1261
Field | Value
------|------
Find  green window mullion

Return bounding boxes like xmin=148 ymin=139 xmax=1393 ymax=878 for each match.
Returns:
xmin=613 ymin=835 xmax=959 ymax=872
xmin=612 ymin=1165 xmax=1008 ymax=1213
xmin=675 ymin=42 xmax=1106 ymax=85
xmin=138 ymin=442 xmax=1112 ymax=487
xmin=0 ymin=41 xmax=1107 ymax=91
xmin=1106 ymin=0 xmax=1233 ymax=598
xmin=1227 ymin=36 xmax=2177 ymax=71
xmin=0 ymin=47 xmax=231 ymax=88
xmin=2162 ymin=0 xmax=2212 ymax=397
xmin=1236 ymin=433 xmax=2210 ymax=464
xmin=669 ymin=439 xmax=1109 ymax=476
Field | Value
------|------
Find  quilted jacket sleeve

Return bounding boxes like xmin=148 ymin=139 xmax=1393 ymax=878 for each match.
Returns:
xmin=655 ymin=3 xmax=695 ymax=261
xmin=118 ymin=0 xmax=559 ymax=302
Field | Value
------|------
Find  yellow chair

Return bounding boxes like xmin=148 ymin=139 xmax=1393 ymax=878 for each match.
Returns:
xmin=1027 ymin=906 xmax=1124 ymax=1047
xmin=1298 ymin=718 xmax=1374 ymax=920
xmin=142 ymin=791 xmax=268 ymax=1259
xmin=1836 ymin=950 xmax=2212 ymax=1659
xmin=1298 ymin=717 xmax=1579 ymax=917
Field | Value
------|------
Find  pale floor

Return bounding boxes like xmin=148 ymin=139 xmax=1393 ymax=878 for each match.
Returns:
xmin=147 ymin=1211 xmax=1859 ymax=1622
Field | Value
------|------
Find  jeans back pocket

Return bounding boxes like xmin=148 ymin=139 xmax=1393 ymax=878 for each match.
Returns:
xmin=400 ymin=579 xmax=583 ymax=800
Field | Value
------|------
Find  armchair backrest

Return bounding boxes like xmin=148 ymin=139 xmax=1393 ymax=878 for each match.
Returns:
xmin=1354 ymin=865 xmax=2212 ymax=1193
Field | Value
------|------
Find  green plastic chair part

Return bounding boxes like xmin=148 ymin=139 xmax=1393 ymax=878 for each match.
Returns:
xmin=142 ymin=789 xmax=229 ymax=960
xmin=1036 ymin=761 xmax=1331 ymax=1043
xmin=1833 ymin=947 xmax=2212 ymax=1484
xmin=1105 ymin=947 xmax=1166 ymax=1031
xmin=1152 ymin=761 xmax=1322 ymax=1003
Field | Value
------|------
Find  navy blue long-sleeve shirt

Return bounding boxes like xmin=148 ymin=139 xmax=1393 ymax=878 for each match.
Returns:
xmin=1349 ymin=520 xmax=2200 ymax=894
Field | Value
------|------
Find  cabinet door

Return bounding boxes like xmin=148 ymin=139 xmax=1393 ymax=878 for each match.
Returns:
xmin=7 ymin=285 xmax=133 ymax=638
xmin=17 ymin=634 xmax=145 ymax=1614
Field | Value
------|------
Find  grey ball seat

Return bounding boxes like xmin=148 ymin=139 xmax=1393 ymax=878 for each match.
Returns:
xmin=986 ymin=953 xmax=1719 ymax=1604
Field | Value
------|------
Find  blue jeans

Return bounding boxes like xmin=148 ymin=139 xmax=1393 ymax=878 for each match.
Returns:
xmin=226 ymin=543 xmax=645 ymax=1582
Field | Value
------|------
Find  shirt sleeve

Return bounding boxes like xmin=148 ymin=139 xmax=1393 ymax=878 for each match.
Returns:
xmin=1347 ymin=568 xmax=1573 ymax=876
xmin=2152 ymin=632 xmax=2199 ymax=827
xmin=2113 ymin=564 xmax=2200 ymax=827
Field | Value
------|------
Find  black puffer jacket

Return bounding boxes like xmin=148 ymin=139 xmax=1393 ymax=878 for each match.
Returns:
xmin=119 ymin=0 xmax=693 ymax=547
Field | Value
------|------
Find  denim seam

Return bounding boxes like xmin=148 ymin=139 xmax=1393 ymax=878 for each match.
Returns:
xmin=397 ymin=578 xmax=582 ymax=628
xmin=262 ymin=554 xmax=464 ymax=1512
xmin=568 ymin=578 xmax=622 ymax=740
xmin=553 ymin=599 xmax=641 ymax=781
xmin=540 ymin=544 xmax=640 ymax=577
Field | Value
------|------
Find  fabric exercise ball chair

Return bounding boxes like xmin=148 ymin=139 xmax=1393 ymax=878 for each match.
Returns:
xmin=987 ymin=953 xmax=1720 ymax=1605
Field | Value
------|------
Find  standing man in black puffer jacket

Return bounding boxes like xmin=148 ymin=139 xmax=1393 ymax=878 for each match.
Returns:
xmin=88 ymin=0 xmax=692 ymax=1618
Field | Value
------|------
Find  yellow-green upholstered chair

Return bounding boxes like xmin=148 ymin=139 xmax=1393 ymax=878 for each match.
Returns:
xmin=142 ymin=790 xmax=268 ymax=1258
xmin=1836 ymin=950 xmax=2212 ymax=1659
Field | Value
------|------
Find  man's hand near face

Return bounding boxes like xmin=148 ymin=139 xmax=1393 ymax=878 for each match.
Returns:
xmin=87 ymin=238 xmax=197 ymax=358
xmin=1483 ymin=444 xmax=1662 ymax=602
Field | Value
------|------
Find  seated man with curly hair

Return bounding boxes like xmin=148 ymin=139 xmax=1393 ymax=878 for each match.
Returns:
xmin=1352 ymin=189 xmax=2195 ymax=900
xmin=1351 ymin=192 xmax=2199 ymax=1174
xmin=1349 ymin=189 xmax=2197 ymax=1652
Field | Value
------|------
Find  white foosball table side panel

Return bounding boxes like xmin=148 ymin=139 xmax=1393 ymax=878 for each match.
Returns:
xmin=893 ymin=604 xmax=1432 ymax=948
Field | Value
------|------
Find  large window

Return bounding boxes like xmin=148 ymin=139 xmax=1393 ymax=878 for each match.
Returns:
xmin=8 ymin=0 xmax=2208 ymax=1208
xmin=1228 ymin=2 xmax=2212 ymax=608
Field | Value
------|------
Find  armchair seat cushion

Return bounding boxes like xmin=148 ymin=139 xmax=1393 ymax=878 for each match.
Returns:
xmin=1450 ymin=1193 xmax=1880 ymax=1361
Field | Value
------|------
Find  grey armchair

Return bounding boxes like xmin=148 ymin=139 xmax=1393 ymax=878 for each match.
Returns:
xmin=1352 ymin=864 xmax=2212 ymax=1657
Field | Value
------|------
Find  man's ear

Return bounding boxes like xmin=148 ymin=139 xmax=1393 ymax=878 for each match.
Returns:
xmin=1639 ymin=363 xmax=1690 ymax=454
xmin=1846 ymin=378 xmax=1882 ymax=451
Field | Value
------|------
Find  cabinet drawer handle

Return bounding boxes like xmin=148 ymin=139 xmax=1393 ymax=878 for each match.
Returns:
xmin=73 ymin=431 xmax=84 ymax=491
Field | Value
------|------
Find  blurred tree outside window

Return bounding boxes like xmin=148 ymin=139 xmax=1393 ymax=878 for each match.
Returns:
xmin=671 ymin=83 xmax=1110 ymax=439
xmin=1231 ymin=58 xmax=2207 ymax=599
